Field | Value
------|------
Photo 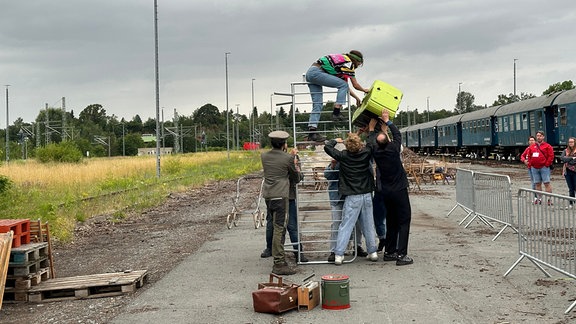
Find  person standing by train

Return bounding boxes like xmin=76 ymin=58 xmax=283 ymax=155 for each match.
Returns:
xmin=520 ymin=136 xmax=537 ymax=200
xmin=525 ymin=130 xmax=555 ymax=204
xmin=560 ymin=137 xmax=576 ymax=207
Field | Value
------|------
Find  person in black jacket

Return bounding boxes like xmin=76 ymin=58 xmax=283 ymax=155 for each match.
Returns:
xmin=324 ymin=132 xmax=378 ymax=265
xmin=368 ymin=110 xmax=413 ymax=266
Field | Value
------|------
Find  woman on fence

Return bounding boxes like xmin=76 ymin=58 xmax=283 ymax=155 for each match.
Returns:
xmin=560 ymin=137 xmax=576 ymax=207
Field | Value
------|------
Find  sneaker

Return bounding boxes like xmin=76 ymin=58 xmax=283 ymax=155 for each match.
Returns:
xmin=308 ymin=132 xmax=326 ymax=142
xmin=367 ymin=252 xmax=378 ymax=262
xmin=396 ymin=255 xmax=414 ymax=266
xmin=272 ymin=262 xmax=297 ymax=275
xmin=377 ymin=239 xmax=386 ymax=252
xmin=294 ymin=252 xmax=309 ymax=263
xmin=334 ymin=255 xmax=344 ymax=265
xmin=356 ymin=246 xmax=368 ymax=257
xmin=328 ymin=252 xmax=335 ymax=262
xmin=534 ymin=198 xmax=542 ymax=205
xmin=260 ymin=248 xmax=272 ymax=258
xmin=383 ymin=252 xmax=399 ymax=262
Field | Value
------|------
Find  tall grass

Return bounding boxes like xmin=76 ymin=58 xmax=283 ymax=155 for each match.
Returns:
xmin=0 ymin=151 xmax=262 ymax=241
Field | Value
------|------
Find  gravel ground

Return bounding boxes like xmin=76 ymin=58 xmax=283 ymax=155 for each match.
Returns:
xmin=1 ymin=163 xmax=574 ymax=323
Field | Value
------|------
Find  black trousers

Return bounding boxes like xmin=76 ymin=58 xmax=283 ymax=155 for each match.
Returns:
xmin=382 ymin=188 xmax=411 ymax=256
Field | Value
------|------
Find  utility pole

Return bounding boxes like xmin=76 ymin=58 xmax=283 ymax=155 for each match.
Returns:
xmin=4 ymin=85 xmax=10 ymax=163
xmin=513 ymin=58 xmax=518 ymax=100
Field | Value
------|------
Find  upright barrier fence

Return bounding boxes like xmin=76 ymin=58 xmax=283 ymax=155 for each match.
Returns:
xmin=447 ymin=168 xmax=517 ymax=240
xmin=504 ymin=189 xmax=576 ymax=314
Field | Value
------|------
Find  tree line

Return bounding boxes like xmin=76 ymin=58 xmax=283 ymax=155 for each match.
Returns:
xmin=0 ymin=80 xmax=573 ymax=161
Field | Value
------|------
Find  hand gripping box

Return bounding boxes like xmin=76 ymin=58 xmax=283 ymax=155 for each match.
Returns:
xmin=352 ymin=80 xmax=403 ymax=129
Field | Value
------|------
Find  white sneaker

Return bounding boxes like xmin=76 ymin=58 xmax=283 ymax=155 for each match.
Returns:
xmin=367 ymin=252 xmax=378 ymax=262
xmin=335 ymin=255 xmax=344 ymax=265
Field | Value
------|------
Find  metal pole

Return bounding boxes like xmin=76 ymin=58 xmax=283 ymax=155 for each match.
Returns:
xmin=270 ymin=94 xmax=273 ymax=127
xmin=426 ymin=96 xmax=430 ymax=122
xmin=251 ymin=78 xmax=255 ymax=144
xmin=236 ymin=104 xmax=240 ymax=150
xmin=513 ymin=58 xmax=518 ymax=100
xmin=458 ymin=82 xmax=462 ymax=113
xmin=225 ymin=52 xmax=231 ymax=159
xmin=122 ymin=122 xmax=125 ymax=156
xmin=153 ymin=0 xmax=161 ymax=178
xmin=5 ymin=85 xmax=10 ymax=163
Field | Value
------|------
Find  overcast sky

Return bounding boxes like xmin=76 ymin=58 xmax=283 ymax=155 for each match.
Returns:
xmin=1 ymin=0 xmax=575 ymax=125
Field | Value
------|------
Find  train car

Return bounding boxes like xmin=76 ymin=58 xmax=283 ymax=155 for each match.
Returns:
xmin=460 ymin=105 xmax=502 ymax=159
xmin=417 ymin=120 xmax=440 ymax=154
xmin=435 ymin=115 xmax=463 ymax=155
xmin=550 ymin=88 xmax=576 ymax=147
xmin=495 ymin=93 xmax=562 ymax=158
xmin=403 ymin=124 xmax=421 ymax=150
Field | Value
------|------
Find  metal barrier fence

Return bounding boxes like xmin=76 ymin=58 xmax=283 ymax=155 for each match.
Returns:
xmin=504 ymin=189 xmax=576 ymax=314
xmin=447 ymin=168 xmax=517 ymax=241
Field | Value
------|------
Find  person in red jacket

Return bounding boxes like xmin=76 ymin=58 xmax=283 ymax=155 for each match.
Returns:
xmin=520 ymin=136 xmax=537 ymax=199
xmin=525 ymin=130 xmax=555 ymax=204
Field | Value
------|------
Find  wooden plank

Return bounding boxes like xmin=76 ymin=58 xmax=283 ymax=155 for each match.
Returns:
xmin=28 ymin=270 xmax=147 ymax=292
xmin=0 ymin=231 xmax=14 ymax=309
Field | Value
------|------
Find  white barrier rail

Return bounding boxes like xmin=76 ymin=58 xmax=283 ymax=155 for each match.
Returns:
xmin=504 ymin=189 xmax=576 ymax=314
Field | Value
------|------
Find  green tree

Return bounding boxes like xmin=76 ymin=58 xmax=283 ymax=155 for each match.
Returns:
xmin=454 ymin=91 xmax=476 ymax=114
xmin=492 ymin=92 xmax=536 ymax=106
xmin=192 ymin=104 xmax=223 ymax=132
xmin=542 ymin=80 xmax=575 ymax=95
xmin=78 ymin=104 xmax=108 ymax=129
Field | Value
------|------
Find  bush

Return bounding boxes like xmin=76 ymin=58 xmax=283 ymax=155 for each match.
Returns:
xmin=35 ymin=142 xmax=83 ymax=163
xmin=0 ymin=175 xmax=12 ymax=194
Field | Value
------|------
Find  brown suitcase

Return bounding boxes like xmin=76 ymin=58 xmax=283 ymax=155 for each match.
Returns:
xmin=252 ymin=273 xmax=299 ymax=314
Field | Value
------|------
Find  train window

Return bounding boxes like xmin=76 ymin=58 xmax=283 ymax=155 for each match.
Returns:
xmin=502 ymin=117 xmax=509 ymax=132
xmin=536 ymin=111 xmax=543 ymax=129
xmin=560 ymin=106 xmax=567 ymax=126
xmin=516 ymin=114 xmax=521 ymax=130
xmin=522 ymin=113 xmax=528 ymax=129
xmin=509 ymin=116 xmax=514 ymax=131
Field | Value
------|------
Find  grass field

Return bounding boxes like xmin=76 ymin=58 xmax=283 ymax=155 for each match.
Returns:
xmin=0 ymin=151 xmax=262 ymax=241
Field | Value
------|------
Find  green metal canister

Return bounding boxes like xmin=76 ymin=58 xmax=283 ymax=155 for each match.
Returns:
xmin=321 ymin=274 xmax=350 ymax=310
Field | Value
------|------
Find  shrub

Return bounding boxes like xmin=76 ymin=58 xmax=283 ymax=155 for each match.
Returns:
xmin=0 ymin=175 xmax=12 ymax=194
xmin=36 ymin=142 xmax=83 ymax=163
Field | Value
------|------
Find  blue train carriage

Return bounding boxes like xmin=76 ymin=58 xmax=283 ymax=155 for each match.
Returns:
xmin=460 ymin=105 xmax=501 ymax=159
xmin=495 ymin=92 xmax=562 ymax=160
xmin=435 ymin=115 xmax=463 ymax=156
xmin=401 ymin=124 xmax=420 ymax=151
xmin=551 ymin=88 xmax=576 ymax=151
xmin=417 ymin=120 xmax=440 ymax=155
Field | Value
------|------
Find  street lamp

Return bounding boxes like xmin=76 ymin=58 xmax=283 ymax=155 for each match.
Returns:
xmin=153 ymin=0 xmax=160 ymax=178
xmin=270 ymin=94 xmax=274 ymax=127
xmin=251 ymin=78 xmax=255 ymax=144
xmin=426 ymin=96 xmax=430 ymax=122
xmin=458 ymin=82 xmax=463 ymax=113
xmin=236 ymin=104 xmax=240 ymax=150
xmin=225 ymin=52 xmax=231 ymax=159
xmin=5 ymin=85 xmax=10 ymax=163
xmin=513 ymin=58 xmax=518 ymax=100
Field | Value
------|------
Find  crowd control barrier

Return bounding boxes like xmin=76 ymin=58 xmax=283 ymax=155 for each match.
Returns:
xmin=447 ymin=168 xmax=517 ymax=241
xmin=504 ymin=189 xmax=576 ymax=314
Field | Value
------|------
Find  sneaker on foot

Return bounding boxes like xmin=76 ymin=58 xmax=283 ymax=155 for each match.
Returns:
xmin=272 ymin=262 xmax=297 ymax=275
xmin=260 ymin=248 xmax=272 ymax=258
xmin=356 ymin=246 xmax=368 ymax=257
xmin=308 ymin=132 xmax=326 ymax=142
xmin=328 ymin=252 xmax=335 ymax=262
xmin=331 ymin=113 xmax=346 ymax=122
xmin=294 ymin=252 xmax=309 ymax=263
xmin=367 ymin=252 xmax=378 ymax=262
xmin=396 ymin=255 xmax=414 ymax=266
xmin=334 ymin=255 xmax=344 ymax=265
xmin=383 ymin=252 xmax=399 ymax=261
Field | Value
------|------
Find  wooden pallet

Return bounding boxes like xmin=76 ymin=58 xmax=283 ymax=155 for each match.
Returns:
xmin=9 ymin=242 xmax=49 ymax=265
xmin=26 ymin=270 xmax=148 ymax=302
xmin=5 ymin=268 xmax=50 ymax=290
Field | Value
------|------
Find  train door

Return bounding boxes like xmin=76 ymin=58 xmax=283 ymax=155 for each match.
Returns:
xmin=544 ymin=105 xmax=558 ymax=145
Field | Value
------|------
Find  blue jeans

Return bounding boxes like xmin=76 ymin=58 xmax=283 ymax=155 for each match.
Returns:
xmin=334 ymin=193 xmax=377 ymax=256
xmin=305 ymin=65 xmax=349 ymax=128
xmin=372 ymin=191 xmax=387 ymax=239
xmin=330 ymin=200 xmax=362 ymax=252
xmin=565 ymin=170 xmax=576 ymax=203
xmin=531 ymin=166 xmax=551 ymax=184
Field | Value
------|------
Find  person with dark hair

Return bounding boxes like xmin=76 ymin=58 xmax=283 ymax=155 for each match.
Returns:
xmin=324 ymin=133 xmax=378 ymax=265
xmin=525 ymin=130 xmax=554 ymax=205
xmin=560 ymin=137 xmax=576 ymax=207
xmin=520 ymin=135 xmax=537 ymax=200
xmin=261 ymin=130 xmax=302 ymax=275
xmin=368 ymin=110 xmax=413 ymax=266
xmin=305 ymin=50 xmax=370 ymax=142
